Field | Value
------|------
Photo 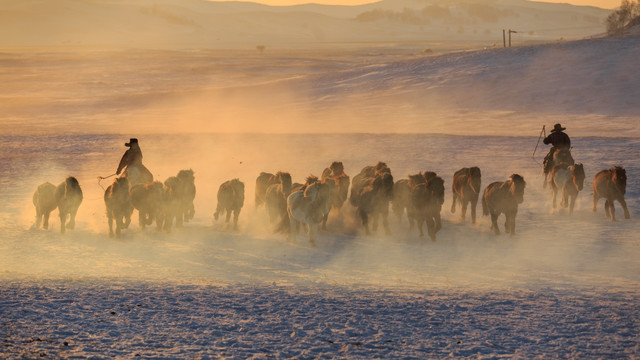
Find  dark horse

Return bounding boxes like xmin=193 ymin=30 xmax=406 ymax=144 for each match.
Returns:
xmin=550 ymin=163 xmax=585 ymax=215
xmin=451 ymin=167 xmax=481 ymax=224
xmin=214 ymin=178 xmax=245 ymax=230
xmin=482 ymin=174 xmax=526 ymax=236
xmin=544 ymin=148 xmax=574 ymax=188
xmin=104 ymin=177 xmax=132 ymax=238
xmin=55 ymin=176 xmax=83 ymax=234
xmin=407 ymin=173 xmax=445 ymax=241
xmin=593 ymin=166 xmax=630 ymax=221
xmin=264 ymin=172 xmax=293 ymax=225
xmin=177 ymin=169 xmax=196 ymax=223
xmin=130 ymin=181 xmax=164 ymax=230
xmin=350 ymin=162 xmax=394 ymax=235
xmin=32 ymin=182 xmax=57 ymax=230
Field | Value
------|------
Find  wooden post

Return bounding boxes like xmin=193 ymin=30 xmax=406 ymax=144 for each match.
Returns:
xmin=508 ymin=29 xmax=517 ymax=47
xmin=503 ymin=29 xmax=506 ymax=47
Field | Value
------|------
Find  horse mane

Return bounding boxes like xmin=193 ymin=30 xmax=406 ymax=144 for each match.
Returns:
xmin=408 ymin=173 xmax=426 ymax=188
xmin=305 ymin=175 xmax=319 ymax=185
xmin=469 ymin=167 xmax=481 ymax=178
xmin=65 ymin=176 xmax=80 ymax=189
xmin=329 ymin=161 xmax=344 ymax=176
xmin=424 ymin=171 xmax=437 ymax=181
xmin=177 ymin=169 xmax=194 ymax=182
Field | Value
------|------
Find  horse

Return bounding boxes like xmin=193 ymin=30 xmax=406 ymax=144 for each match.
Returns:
xmin=130 ymin=181 xmax=164 ymax=230
xmin=32 ymin=182 xmax=57 ymax=230
xmin=214 ymin=178 xmax=245 ymax=230
xmin=451 ymin=167 xmax=482 ymax=224
xmin=407 ymin=173 xmax=444 ymax=240
xmin=593 ymin=166 xmax=630 ymax=221
xmin=286 ymin=181 xmax=331 ymax=245
xmin=104 ymin=177 xmax=132 ymax=238
xmin=162 ymin=176 xmax=183 ymax=232
xmin=544 ymin=148 xmax=574 ymax=188
xmin=550 ymin=163 xmax=585 ymax=215
xmin=54 ymin=176 xmax=83 ymax=234
xmin=392 ymin=178 xmax=412 ymax=226
xmin=482 ymin=174 xmax=526 ymax=236
xmin=320 ymin=162 xmax=350 ymax=229
xmin=255 ymin=172 xmax=282 ymax=208
xmin=122 ymin=163 xmax=153 ymax=188
xmin=350 ymin=164 xmax=394 ymax=235
xmin=264 ymin=171 xmax=292 ymax=225
xmin=177 ymin=169 xmax=196 ymax=223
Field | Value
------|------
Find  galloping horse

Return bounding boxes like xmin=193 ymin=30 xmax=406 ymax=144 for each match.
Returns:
xmin=55 ymin=176 xmax=83 ymax=234
xmin=265 ymin=171 xmax=293 ymax=225
xmin=350 ymin=164 xmax=394 ymax=235
xmin=320 ymin=162 xmax=350 ymax=229
xmin=104 ymin=177 xmax=132 ymax=238
xmin=482 ymin=174 xmax=526 ymax=236
xmin=544 ymin=148 xmax=574 ymax=188
xmin=286 ymin=181 xmax=331 ymax=245
xmin=177 ymin=169 xmax=196 ymax=223
xmin=451 ymin=167 xmax=482 ymax=224
xmin=214 ymin=178 xmax=245 ymax=230
xmin=593 ymin=166 xmax=630 ymax=221
xmin=130 ymin=181 xmax=164 ymax=230
xmin=32 ymin=182 xmax=57 ymax=230
xmin=392 ymin=178 xmax=412 ymax=225
xmin=550 ymin=163 xmax=585 ymax=215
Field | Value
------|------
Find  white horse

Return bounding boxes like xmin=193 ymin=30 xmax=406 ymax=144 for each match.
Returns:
xmin=287 ymin=181 xmax=330 ymax=246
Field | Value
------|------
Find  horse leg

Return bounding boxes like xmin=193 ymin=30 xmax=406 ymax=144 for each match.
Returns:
xmin=604 ymin=199 xmax=612 ymax=220
xmin=358 ymin=208 xmax=371 ymax=235
xmin=42 ymin=211 xmax=50 ymax=230
xmin=139 ymin=211 xmax=146 ymax=230
xmin=490 ymin=211 xmax=500 ymax=235
xmin=233 ymin=208 xmax=241 ymax=230
xmin=107 ymin=212 xmax=115 ymax=238
xmin=561 ymin=188 xmax=568 ymax=208
xmin=372 ymin=212 xmax=379 ymax=233
xmin=426 ymin=216 xmax=436 ymax=242
xmin=225 ymin=208 xmax=232 ymax=225
xmin=416 ymin=214 xmax=424 ymax=237
xmin=450 ymin=192 xmax=457 ymax=214
xmin=308 ymin=223 xmax=317 ymax=246
xmin=608 ymin=199 xmax=617 ymax=222
xmin=321 ymin=212 xmax=328 ymax=231
xmin=619 ymin=197 xmax=631 ymax=220
xmin=67 ymin=207 xmax=78 ymax=230
xmin=59 ymin=209 xmax=67 ymax=234
xmin=382 ymin=211 xmax=391 ymax=236
xmin=552 ymin=187 xmax=558 ymax=209
xmin=569 ymin=195 xmax=576 ymax=216
xmin=115 ymin=211 xmax=123 ymax=238
xmin=470 ymin=198 xmax=478 ymax=225
xmin=461 ymin=199 xmax=468 ymax=221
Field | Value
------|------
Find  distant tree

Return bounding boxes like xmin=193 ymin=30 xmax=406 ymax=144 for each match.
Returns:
xmin=256 ymin=45 xmax=265 ymax=54
xmin=606 ymin=0 xmax=640 ymax=36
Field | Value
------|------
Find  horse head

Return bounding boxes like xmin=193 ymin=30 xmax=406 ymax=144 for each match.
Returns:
xmin=408 ymin=173 xmax=426 ymax=188
xmin=427 ymin=176 xmax=445 ymax=205
xmin=177 ymin=169 xmax=195 ymax=183
xmin=509 ymin=174 xmax=526 ymax=204
xmin=423 ymin=171 xmax=437 ymax=182
xmin=612 ymin=166 xmax=627 ymax=194
xmin=65 ymin=176 xmax=80 ymax=190
xmin=379 ymin=172 xmax=394 ymax=200
xmin=329 ymin=161 xmax=344 ymax=177
xmin=572 ymin=163 xmax=585 ymax=191
xmin=276 ymin=171 xmax=292 ymax=195
xmin=468 ymin=167 xmax=482 ymax=194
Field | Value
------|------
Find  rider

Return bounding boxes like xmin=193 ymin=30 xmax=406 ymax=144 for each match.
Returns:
xmin=543 ymin=123 xmax=571 ymax=174
xmin=116 ymin=138 xmax=143 ymax=176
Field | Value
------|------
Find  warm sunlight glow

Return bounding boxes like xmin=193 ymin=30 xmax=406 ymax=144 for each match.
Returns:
xmin=208 ymin=0 xmax=621 ymax=9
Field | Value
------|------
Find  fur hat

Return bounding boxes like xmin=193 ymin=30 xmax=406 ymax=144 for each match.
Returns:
xmin=125 ymin=138 xmax=138 ymax=147
xmin=551 ymin=124 xmax=566 ymax=133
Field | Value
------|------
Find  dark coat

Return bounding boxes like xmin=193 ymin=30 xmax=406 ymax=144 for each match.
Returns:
xmin=543 ymin=131 xmax=571 ymax=149
xmin=116 ymin=145 xmax=143 ymax=175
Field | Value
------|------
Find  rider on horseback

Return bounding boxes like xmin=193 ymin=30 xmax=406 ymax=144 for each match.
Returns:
xmin=543 ymin=123 xmax=571 ymax=174
xmin=116 ymin=138 xmax=153 ymax=185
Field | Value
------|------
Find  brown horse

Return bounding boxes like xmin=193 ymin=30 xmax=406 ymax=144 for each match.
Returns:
xmin=550 ymin=163 xmax=585 ymax=215
xmin=482 ymin=174 xmax=526 ymax=236
xmin=255 ymin=172 xmax=281 ymax=208
xmin=32 ymin=182 xmax=57 ymax=230
xmin=177 ymin=169 xmax=196 ymax=223
xmin=320 ymin=162 xmax=350 ymax=229
xmin=214 ymin=178 xmax=245 ymax=230
xmin=162 ymin=176 xmax=183 ymax=232
xmin=593 ymin=166 xmax=630 ymax=221
xmin=130 ymin=181 xmax=164 ymax=230
xmin=104 ymin=177 xmax=132 ymax=238
xmin=265 ymin=171 xmax=293 ymax=225
xmin=350 ymin=164 xmax=394 ymax=235
xmin=55 ymin=176 xmax=83 ymax=234
xmin=426 ymin=174 xmax=445 ymax=235
xmin=544 ymin=148 xmax=574 ymax=188
xmin=392 ymin=178 xmax=412 ymax=226
xmin=451 ymin=167 xmax=482 ymax=224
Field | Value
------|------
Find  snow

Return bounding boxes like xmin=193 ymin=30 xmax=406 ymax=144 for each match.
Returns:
xmin=1 ymin=18 xmax=640 ymax=359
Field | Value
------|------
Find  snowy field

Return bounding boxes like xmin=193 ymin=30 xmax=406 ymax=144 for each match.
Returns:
xmin=1 ymin=36 xmax=640 ymax=358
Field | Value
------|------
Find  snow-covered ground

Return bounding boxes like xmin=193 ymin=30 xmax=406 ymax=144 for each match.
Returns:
xmin=1 ymin=36 xmax=639 ymax=357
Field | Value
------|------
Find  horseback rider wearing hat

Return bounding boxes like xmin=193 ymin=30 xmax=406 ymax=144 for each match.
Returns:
xmin=542 ymin=124 xmax=571 ymax=174
xmin=116 ymin=138 xmax=153 ymax=185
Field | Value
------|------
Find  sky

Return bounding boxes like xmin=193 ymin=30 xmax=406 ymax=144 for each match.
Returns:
xmin=228 ymin=0 xmax=621 ymax=9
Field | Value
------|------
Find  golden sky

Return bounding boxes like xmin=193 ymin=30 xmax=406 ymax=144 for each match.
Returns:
xmin=238 ymin=0 xmax=621 ymax=9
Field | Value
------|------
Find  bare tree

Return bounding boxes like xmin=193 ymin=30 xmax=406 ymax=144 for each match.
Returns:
xmin=606 ymin=0 xmax=640 ymax=36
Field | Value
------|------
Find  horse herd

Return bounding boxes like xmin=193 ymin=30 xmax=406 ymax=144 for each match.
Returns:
xmin=31 ymin=157 xmax=630 ymax=244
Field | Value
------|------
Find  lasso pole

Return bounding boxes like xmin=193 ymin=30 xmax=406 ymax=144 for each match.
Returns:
xmin=532 ymin=125 xmax=545 ymax=158
xmin=97 ymin=173 xmax=117 ymax=191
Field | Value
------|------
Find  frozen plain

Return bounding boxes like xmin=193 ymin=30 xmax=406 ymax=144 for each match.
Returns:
xmin=1 ymin=37 xmax=640 ymax=358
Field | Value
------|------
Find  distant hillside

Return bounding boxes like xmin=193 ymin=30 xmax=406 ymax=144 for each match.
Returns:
xmin=0 ymin=0 xmax=610 ymax=49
